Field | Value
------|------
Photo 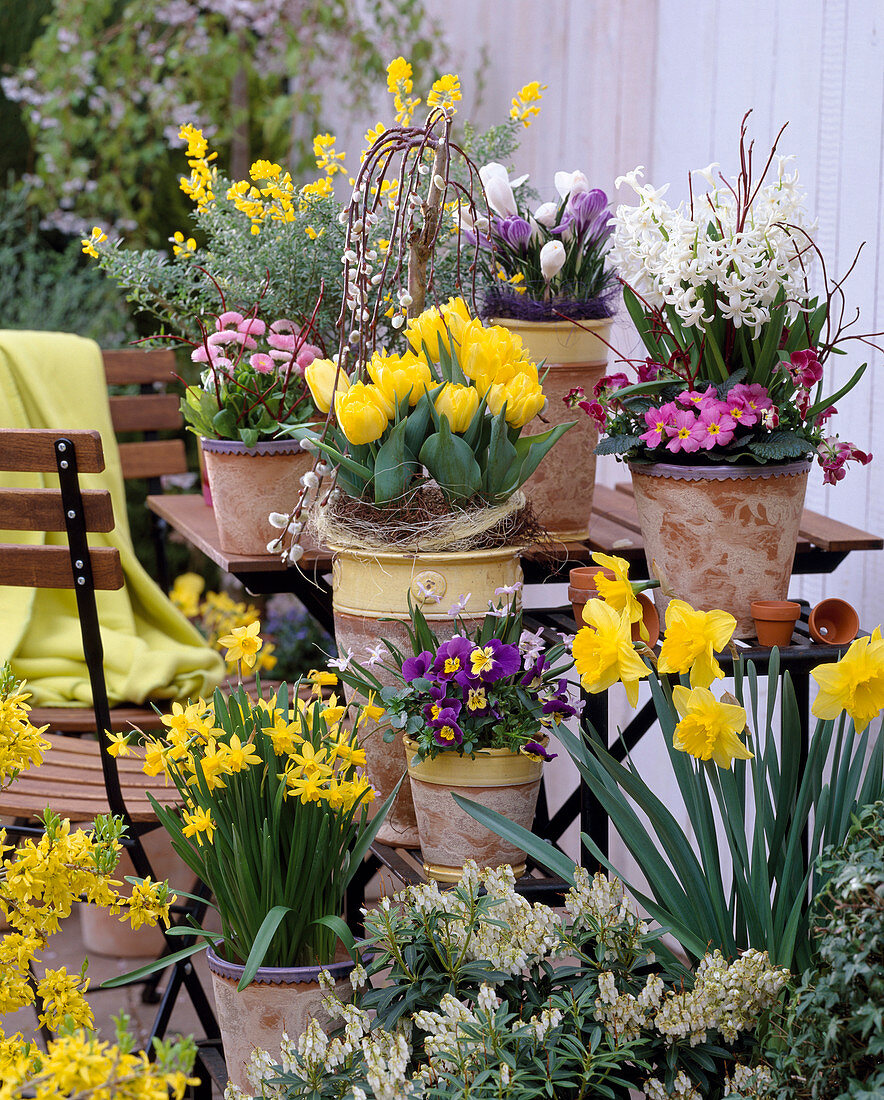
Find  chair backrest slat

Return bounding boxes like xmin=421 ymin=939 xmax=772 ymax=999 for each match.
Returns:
xmin=118 ymin=438 xmax=189 ymax=480
xmin=109 ymin=393 xmax=182 ymax=434
xmin=0 ymin=487 xmax=114 ymax=532
xmin=0 ymin=429 xmax=104 ymax=473
xmin=101 ymin=348 xmax=177 ymax=386
xmin=0 ymin=544 xmax=124 ymax=590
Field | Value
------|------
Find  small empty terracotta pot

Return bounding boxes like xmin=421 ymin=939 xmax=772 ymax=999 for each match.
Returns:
xmin=751 ymin=600 xmax=801 ymax=648
xmin=635 ymin=592 xmax=660 ymax=647
xmin=808 ymin=598 xmax=859 ymax=645
xmin=569 ymin=565 xmax=616 ymax=591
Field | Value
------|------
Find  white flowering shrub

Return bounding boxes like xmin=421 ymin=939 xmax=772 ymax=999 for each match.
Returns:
xmin=235 ymin=862 xmax=788 ymax=1100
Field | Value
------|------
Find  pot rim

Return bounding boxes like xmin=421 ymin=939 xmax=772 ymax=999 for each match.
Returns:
xmin=488 ymin=316 xmax=613 ymax=333
xmin=750 ymin=600 xmax=802 ymax=621
xmin=201 ymin=435 xmax=312 ymax=457
xmin=206 ymin=941 xmax=361 ymax=985
xmin=628 ymin=458 xmax=812 ymax=481
xmin=329 ymin=544 xmax=524 ymax=564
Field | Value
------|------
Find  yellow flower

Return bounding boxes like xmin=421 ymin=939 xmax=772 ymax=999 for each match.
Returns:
xmin=307 ymin=669 xmax=339 ymax=688
xmin=170 ymin=571 xmax=205 ymax=618
xmin=364 ymin=121 xmax=387 ymax=148
xmin=367 ymin=350 xmax=432 ymax=409
xmin=510 ymin=81 xmax=547 ymax=127
xmin=285 ymin=770 xmax=327 ymax=804
xmin=218 ymin=620 xmax=263 ymax=669
xmin=571 ymin=599 xmax=650 ymax=707
xmin=305 ymin=357 xmax=350 ymax=414
xmin=672 ymin=685 xmax=753 ymax=769
xmin=182 ymin=806 xmax=215 ymax=845
xmin=657 ymin=599 xmax=736 ymax=688
xmin=427 ymin=73 xmax=462 ymax=112
xmin=492 ymin=371 xmax=545 ymax=429
xmin=435 ymin=382 xmax=479 ymax=433
xmin=106 ymin=731 xmax=131 ymax=758
xmin=811 ymin=627 xmax=884 ymax=733
xmin=225 ymin=734 xmax=261 ymax=773
xmin=404 ymin=297 xmax=472 ymax=361
xmin=334 ymin=383 xmax=389 ymax=445
xmin=589 ymin=552 xmax=647 ymax=640
xmin=313 ymin=132 xmax=346 ymax=176
xmin=80 ymin=225 xmax=107 ymax=258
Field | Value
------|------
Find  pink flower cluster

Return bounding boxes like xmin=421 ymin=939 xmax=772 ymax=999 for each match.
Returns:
xmin=191 ymin=311 xmax=321 ymax=377
xmin=786 ymin=348 xmax=824 ymax=417
xmin=817 ymin=436 xmax=872 ymax=485
xmin=639 ymin=383 xmax=774 ymax=453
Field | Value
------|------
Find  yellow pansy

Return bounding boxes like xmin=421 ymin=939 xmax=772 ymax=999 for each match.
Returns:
xmin=672 ymin=685 xmax=753 ymax=769
xmin=657 ymin=599 xmax=736 ymax=688
xmin=571 ymin=599 xmax=650 ymax=707
xmin=811 ymin=627 xmax=884 ymax=733
xmin=334 ymin=383 xmax=389 ymax=446
xmin=305 ymin=357 xmax=350 ymax=414
xmin=435 ymin=382 xmax=480 ymax=433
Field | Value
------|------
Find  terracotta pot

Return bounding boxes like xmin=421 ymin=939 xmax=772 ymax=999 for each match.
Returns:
xmin=808 ymin=598 xmax=859 ymax=645
xmin=750 ymin=600 xmax=801 ymax=648
xmin=404 ymin=734 xmax=543 ymax=882
xmin=201 ymin=437 xmax=319 ymax=556
xmin=492 ymin=318 xmax=611 ymax=540
xmin=568 ymin=585 xmax=659 ymax=646
xmin=331 ymin=545 xmax=523 ymax=847
xmin=206 ymin=943 xmax=355 ymax=1093
xmin=79 ymin=828 xmax=194 ymax=958
xmin=629 ymin=460 xmax=810 ymax=639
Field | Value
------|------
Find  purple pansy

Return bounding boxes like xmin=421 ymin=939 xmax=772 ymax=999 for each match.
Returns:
xmin=429 ymin=708 xmax=464 ymax=747
xmin=433 ymin=637 xmax=474 ymax=680
xmin=422 ymin=694 xmax=462 ymax=724
xmin=521 ymin=741 xmax=558 ymax=762
xmin=468 ymin=638 xmax=522 ymax=683
xmin=402 ymin=651 xmax=434 ymax=682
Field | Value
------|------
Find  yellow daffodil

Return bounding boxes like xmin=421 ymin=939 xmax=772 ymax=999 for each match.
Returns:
xmin=169 ymin=572 xmax=205 ymax=618
xmin=657 ymin=600 xmax=736 ymax=688
xmin=571 ymin=598 xmax=650 ymax=707
xmin=305 ymin=357 xmax=350 ymax=414
xmin=181 ymin=806 xmax=215 ymax=845
xmin=285 ymin=770 xmax=327 ymax=804
xmin=218 ymin=620 xmax=263 ymax=670
xmin=435 ymin=382 xmax=479 ymax=433
xmin=672 ymin=685 xmax=753 ymax=769
xmin=106 ymin=731 xmax=131 ymax=758
xmin=589 ymin=552 xmax=647 ymax=641
xmin=224 ymin=734 xmax=261 ymax=773
xmin=811 ymin=627 xmax=884 ymax=733
xmin=334 ymin=382 xmax=389 ymax=445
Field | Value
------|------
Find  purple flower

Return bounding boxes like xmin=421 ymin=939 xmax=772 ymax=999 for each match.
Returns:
xmin=520 ymin=655 xmax=547 ymax=688
xmin=542 ymin=696 xmax=578 ymax=721
xmin=423 ymin=694 xmax=462 ymax=724
xmin=495 ymin=214 xmax=534 ymax=252
xmin=468 ymin=639 xmax=521 ymax=682
xmin=429 ymin=709 xmax=464 ymax=747
xmin=552 ymin=189 xmax=612 ymax=243
xmin=433 ymin=637 xmax=474 ymax=680
xmin=402 ymin=651 xmax=434 ymax=682
xmin=521 ymin=741 xmax=558 ymax=762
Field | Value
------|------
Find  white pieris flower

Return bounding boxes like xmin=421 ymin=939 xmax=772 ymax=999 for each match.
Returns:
xmin=540 ymin=239 xmax=566 ymax=280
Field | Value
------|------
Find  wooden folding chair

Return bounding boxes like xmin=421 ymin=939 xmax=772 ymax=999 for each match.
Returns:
xmin=0 ymin=427 xmax=219 ymax=1052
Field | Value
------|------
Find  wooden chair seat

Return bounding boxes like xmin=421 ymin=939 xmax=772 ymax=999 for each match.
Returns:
xmin=25 ymin=704 xmax=166 ymax=736
xmin=1 ymin=734 xmax=180 ymax=824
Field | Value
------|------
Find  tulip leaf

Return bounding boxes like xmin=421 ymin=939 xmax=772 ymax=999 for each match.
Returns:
xmin=483 ymin=407 xmax=519 ymax=498
xmin=461 ymin=393 xmax=489 ymax=452
xmin=512 ymin=422 xmax=575 ymax=487
xmin=373 ymin=420 xmax=419 ymax=504
xmin=312 ymin=438 xmax=372 ymax=483
xmin=404 ymin=388 xmax=440 ymax=457
xmin=419 ymin=416 xmax=482 ymax=501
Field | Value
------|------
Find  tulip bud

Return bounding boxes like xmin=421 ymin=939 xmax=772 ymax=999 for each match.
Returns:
xmin=434 ymin=382 xmax=480 ymax=433
xmin=305 ymin=358 xmax=350 ymax=413
xmin=540 ymin=240 xmax=566 ymax=281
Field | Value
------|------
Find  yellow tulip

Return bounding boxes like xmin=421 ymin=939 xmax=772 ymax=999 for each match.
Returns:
xmin=499 ymin=372 xmax=545 ymax=428
xmin=334 ymin=383 xmax=389 ymax=445
xmin=305 ymin=357 xmax=350 ymax=414
xmin=367 ymin=350 xmax=433 ymax=409
xmin=404 ymin=297 xmax=472 ymax=360
xmin=434 ymin=382 xmax=480 ymax=433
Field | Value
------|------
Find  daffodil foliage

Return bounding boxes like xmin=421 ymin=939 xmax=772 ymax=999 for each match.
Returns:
xmin=306 ymin=297 xmax=574 ymax=504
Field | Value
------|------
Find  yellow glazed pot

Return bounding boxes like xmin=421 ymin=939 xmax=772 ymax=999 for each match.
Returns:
xmin=331 ymin=545 xmax=523 ymax=847
xmin=404 ymin=735 xmax=544 ymax=882
xmin=492 ymin=318 xmax=611 ymax=540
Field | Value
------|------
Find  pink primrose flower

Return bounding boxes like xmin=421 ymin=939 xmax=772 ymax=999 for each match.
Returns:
xmin=726 ymin=389 xmax=758 ymax=427
xmin=665 ymin=408 xmax=706 ymax=453
xmin=640 ymin=402 xmax=677 ymax=448
xmin=789 ymin=348 xmax=823 ymax=388
xmin=731 ymin=382 xmax=773 ymax=414
xmin=677 ymin=386 xmax=715 ymax=409
xmin=697 ymin=404 xmax=736 ymax=449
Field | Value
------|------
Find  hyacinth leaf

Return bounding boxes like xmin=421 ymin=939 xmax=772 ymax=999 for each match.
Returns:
xmin=806 ymin=361 xmax=867 ymax=421
xmin=419 ymin=416 xmax=482 ymax=500
xmin=753 ymin=303 xmax=786 ymax=381
xmin=622 ymin=285 xmax=664 ymax=360
xmin=512 ymin=423 xmax=575 ymax=487
xmin=372 ymin=420 xmax=418 ymax=504
xmin=483 ymin=407 xmax=519 ymax=498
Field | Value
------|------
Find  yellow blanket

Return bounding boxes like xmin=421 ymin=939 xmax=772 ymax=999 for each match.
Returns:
xmin=0 ymin=331 xmax=225 ymax=706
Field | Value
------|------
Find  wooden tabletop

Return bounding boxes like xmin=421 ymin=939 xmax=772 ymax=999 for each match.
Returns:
xmin=149 ymin=485 xmax=882 ymax=587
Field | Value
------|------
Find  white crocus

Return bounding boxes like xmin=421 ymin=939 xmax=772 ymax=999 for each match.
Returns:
xmin=479 ymin=161 xmax=528 ymax=218
xmin=539 ymin=239 xmax=566 ymax=281
xmin=554 ymin=169 xmax=589 ymax=200
xmin=533 ymin=200 xmax=559 ymax=227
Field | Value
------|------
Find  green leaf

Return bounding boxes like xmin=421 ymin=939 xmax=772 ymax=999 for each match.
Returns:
xmin=512 ymin=422 xmax=575 ymax=487
xmin=483 ymin=407 xmax=520 ymax=497
xmin=212 ymin=408 xmax=238 ymax=438
xmin=419 ymin=416 xmax=482 ymax=500
xmin=238 ymin=905 xmax=293 ymax=989
xmin=748 ymin=431 xmax=814 ymax=461
xmin=806 ymin=361 xmax=867 ymax=421
xmin=312 ymin=914 xmax=359 ymax=961
xmin=101 ymin=937 xmax=217 ymax=988
xmin=594 ymin=433 xmax=643 ymax=456
xmin=372 ymin=420 xmax=418 ymax=504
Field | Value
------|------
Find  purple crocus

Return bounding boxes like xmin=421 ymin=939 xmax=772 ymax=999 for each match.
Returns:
xmin=402 ymin=651 xmax=434 ymax=682
xmin=468 ymin=639 xmax=521 ymax=683
xmin=496 ymin=214 xmax=534 ymax=252
xmin=433 ymin=637 xmax=475 ymax=681
xmin=553 ymin=189 xmax=612 ymax=243
xmin=521 ymin=741 xmax=558 ymax=762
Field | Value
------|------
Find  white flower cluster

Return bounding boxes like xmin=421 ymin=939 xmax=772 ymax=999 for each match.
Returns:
xmin=724 ymin=1062 xmax=774 ymax=1097
xmin=610 ymin=157 xmax=815 ymax=334
xmin=565 ymin=866 xmax=649 ymax=956
xmin=595 ymin=970 xmax=663 ymax=1041
xmin=645 ymin=1069 xmax=702 ymax=1100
